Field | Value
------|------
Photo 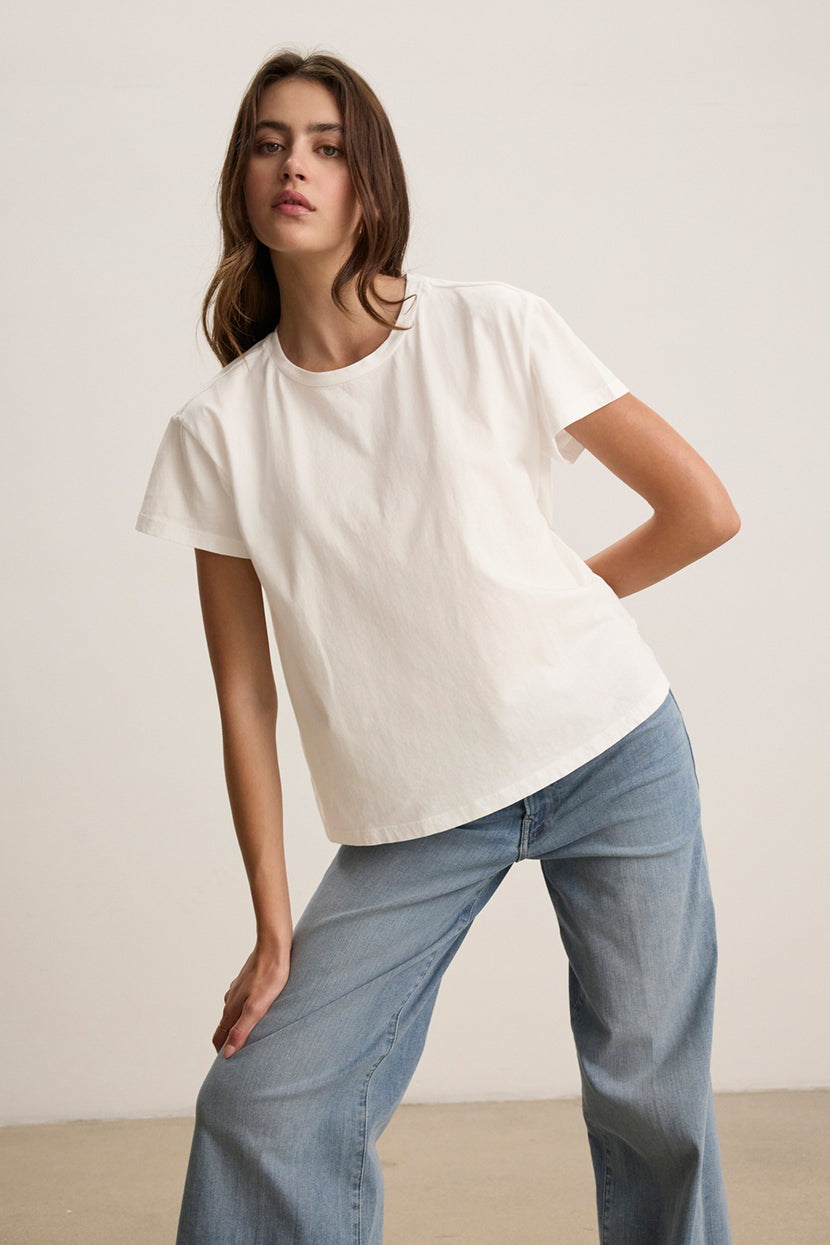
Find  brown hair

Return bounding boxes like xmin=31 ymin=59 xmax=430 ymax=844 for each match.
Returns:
xmin=201 ymin=49 xmax=414 ymax=367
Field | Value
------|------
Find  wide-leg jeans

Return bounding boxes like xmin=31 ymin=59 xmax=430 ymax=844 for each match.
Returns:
xmin=176 ymin=689 xmax=732 ymax=1244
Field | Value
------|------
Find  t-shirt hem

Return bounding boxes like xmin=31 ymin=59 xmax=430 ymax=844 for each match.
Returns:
xmin=135 ymin=513 xmax=249 ymax=558
xmin=325 ymin=675 xmax=672 ymax=846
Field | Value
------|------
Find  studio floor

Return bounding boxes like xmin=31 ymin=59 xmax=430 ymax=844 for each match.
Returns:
xmin=1 ymin=1090 xmax=827 ymax=1243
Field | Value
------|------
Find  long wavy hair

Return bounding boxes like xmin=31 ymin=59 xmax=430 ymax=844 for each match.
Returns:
xmin=201 ymin=49 xmax=414 ymax=366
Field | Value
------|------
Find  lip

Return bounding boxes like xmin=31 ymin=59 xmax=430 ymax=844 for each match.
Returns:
xmin=272 ymin=190 xmax=314 ymax=211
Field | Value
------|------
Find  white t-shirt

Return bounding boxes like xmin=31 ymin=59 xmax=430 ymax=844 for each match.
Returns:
xmin=136 ymin=272 xmax=670 ymax=846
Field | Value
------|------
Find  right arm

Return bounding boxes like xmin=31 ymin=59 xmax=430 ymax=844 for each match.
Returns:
xmin=194 ymin=548 xmax=293 ymax=1058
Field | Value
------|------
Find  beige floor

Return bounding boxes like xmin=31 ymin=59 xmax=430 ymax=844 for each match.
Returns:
xmin=1 ymin=1091 xmax=827 ymax=1243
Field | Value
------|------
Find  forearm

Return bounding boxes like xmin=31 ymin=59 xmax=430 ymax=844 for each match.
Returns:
xmin=219 ymin=703 xmax=292 ymax=949
xmin=585 ymin=508 xmax=740 ymax=598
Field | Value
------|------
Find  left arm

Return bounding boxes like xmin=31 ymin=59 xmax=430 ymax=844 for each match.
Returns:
xmin=564 ymin=391 xmax=741 ymax=598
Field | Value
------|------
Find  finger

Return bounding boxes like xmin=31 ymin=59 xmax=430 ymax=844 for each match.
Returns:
xmin=223 ymin=998 xmax=270 ymax=1059
xmin=212 ymin=1000 xmax=243 ymax=1053
xmin=212 ymin=1019 xmax=232 ymax=1053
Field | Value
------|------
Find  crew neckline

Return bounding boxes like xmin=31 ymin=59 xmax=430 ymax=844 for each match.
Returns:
xmin=269 ymin=271 xmax=422 ymax=387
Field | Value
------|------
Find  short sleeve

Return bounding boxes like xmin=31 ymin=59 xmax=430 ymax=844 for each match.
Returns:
xmin=526 ymin=295 xmax=629 ymax=465
xmin=135 ymin=414 xmax=249 ymax=557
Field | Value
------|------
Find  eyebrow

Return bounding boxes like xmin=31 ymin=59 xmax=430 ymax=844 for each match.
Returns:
xmin=254 ymin=120 xmax=344 ymax=136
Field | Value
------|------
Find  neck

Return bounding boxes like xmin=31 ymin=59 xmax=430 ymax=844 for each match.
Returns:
xmin=270 ymin=252 xmax=406 ymax=372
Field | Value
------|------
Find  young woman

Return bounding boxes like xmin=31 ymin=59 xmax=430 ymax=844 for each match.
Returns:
xmin=136 ymin=48 xmax=739 ymax=1245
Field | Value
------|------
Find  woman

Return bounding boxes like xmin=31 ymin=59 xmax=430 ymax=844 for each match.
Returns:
xmin=136 ymin=48 xmax=738 ymax=1245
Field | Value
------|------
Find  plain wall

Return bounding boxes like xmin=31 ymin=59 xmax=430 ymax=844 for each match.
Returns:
xmin=2 ymin=0 xmax=828 ymax=1124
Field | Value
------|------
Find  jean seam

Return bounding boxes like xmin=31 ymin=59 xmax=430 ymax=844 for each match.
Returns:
xmin=672 ymin=692 xmax=701 ymax=791
xmin=351 ymin=874 xmax=501 ymax=1243
xmin=569 ymin=983 xmax=586 ymax=1024
xmin=600 ymin=1134 xmax=612 ymax=1245
xmin=352 ymin=947 xmax=441 ymax=1244
xmin=586 ymin=1127 xmax=613 ymax=1245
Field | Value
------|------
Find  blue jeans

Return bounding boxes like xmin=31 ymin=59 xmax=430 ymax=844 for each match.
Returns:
xmin=176 ymin=690 xmax=732 ymax=1244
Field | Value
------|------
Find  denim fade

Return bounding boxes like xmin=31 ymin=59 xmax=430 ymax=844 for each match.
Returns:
xmin=176 ymin=689 xmax=732 ymax=1244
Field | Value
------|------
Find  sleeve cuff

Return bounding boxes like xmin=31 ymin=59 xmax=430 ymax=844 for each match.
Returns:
xmin=135 ymin=512 xmax=250 ymax=558
xmin=555 ymin=382 xmax=630 ymax=464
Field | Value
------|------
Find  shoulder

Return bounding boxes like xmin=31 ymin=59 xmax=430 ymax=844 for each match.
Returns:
xmin=418 ymin=272 xmax=544 ymax=318
xmin=175 ymin=335 xmax=274 ymax=441
xmin=415 ymin=274 xmax=549 ymax=348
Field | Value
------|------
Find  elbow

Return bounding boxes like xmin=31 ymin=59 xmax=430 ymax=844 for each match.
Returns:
xmin=657 ymin=491 xmax=741 ymax=557
xmin=709 ymin=497 xmax=741 ymax=547
xmin=691 ymin=475 xmax=742 ymax=550
xmin=692 ymin=499 xmax=741 ymax=556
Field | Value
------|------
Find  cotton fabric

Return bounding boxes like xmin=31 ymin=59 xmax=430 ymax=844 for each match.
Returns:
xmin=135 ymin=272 xmax=670 ymax=845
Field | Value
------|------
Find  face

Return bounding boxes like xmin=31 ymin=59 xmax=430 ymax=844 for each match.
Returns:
xmin=243 ymin=77 xmax=363 ymax=262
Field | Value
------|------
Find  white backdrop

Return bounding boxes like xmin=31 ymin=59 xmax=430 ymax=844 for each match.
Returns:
xmin=2 ymin=0 xmax=828 ymax=1124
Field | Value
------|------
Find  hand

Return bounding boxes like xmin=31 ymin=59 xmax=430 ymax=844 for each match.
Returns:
xmin=213 ymin=936 xmax=292 ymax=1058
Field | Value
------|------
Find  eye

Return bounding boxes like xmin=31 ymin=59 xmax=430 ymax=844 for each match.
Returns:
xmin=253 ymin=140 xmax=342 ymax=158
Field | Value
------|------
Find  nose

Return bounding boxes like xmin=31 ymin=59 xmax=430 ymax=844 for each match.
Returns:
xmin=281 ymin=147 xmax=306 ymax=180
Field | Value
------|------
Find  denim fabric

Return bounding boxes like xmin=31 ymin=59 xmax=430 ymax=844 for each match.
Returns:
xmin=176 ymin=689 xmax=731 ymax=1244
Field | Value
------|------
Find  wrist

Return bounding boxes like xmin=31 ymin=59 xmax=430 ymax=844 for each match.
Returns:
xmin=256 ymin=919 xmax=293 ymax=956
